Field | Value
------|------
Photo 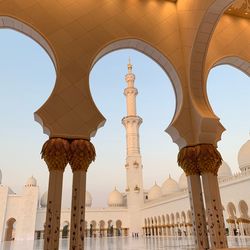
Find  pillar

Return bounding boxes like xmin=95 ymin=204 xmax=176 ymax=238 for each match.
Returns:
xmin=69 ymin=139 xmax=95 ymax=250
xmin=178 ymin=146 xmax=209 ymax=250
xmin=198 ymin=144 xmax=228 ymax=249
xmin=41 ymin=138 xmax=69 ymax=250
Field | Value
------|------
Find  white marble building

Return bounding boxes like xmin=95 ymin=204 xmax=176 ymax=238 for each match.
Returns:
xmin=0 ymin=63 xmax=250 ymax=243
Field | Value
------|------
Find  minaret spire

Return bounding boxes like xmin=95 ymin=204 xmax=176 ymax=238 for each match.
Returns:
xmin=123 ymin=59 xmax=142 ymax=154
xmin=128 ymin=57 xmax=132 ymax=73
xmin=122 ymin=60 xmax=144 ymax=236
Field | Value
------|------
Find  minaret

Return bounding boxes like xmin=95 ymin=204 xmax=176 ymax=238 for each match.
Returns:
xmin=122 ymin=59 xmax=143 ymax=236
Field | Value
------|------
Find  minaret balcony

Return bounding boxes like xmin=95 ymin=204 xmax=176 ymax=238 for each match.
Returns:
xmin=125 ymin=73 xmax=135 ymax=82
xmin=124 ymin=87 xmax=138 ymax=96
xmin=122 ymin=116 xmax=142 ymax=126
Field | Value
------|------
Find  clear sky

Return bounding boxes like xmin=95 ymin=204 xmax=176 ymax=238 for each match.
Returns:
xmin=0 ymin=29 xmax=249 ymax=207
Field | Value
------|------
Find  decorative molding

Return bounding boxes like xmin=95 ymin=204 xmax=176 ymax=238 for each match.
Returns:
xmin=226 ymin=0 xmax=250 ymax=19
xmin=237 ymin=217 xmax=250 ymax=223
xmin=69 ymin=139 xmax=96 ymax=172
xmin=177 ymin=146 xmax=199 ymax=176
xmin=41 ymin=138 xmax=69 ymax=171
xmin=178 ymin=144 xmax=222 ymax=175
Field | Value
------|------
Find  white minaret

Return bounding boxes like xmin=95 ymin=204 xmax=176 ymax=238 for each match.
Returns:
xmin=122 ymin=59 xmax=144 ymax=236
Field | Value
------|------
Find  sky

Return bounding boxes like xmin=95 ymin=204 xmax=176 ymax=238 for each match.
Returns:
xmin=0 ymin=29 xmax=249 ymax=208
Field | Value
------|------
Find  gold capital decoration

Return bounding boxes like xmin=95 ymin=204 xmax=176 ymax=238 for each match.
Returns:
xmin=197 ymin=144 xmax=222 ymax=175
xmin=69 ymin=139 xmax=96 ymax=172
xmin=41 ymin=138 xmax=70 ymax=171
xmin=178 ymin=144 xmax=222 ymax=176
xmin=177 ymin=146 xmax=199 ymax=176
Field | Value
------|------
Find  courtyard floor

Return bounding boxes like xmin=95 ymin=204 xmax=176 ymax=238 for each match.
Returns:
xmin=0 ymin=236 xmax=196 ymax=250
xmin=0 ymin=236 xmax=250 ymax=250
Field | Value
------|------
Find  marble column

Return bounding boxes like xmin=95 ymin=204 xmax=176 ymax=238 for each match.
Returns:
xmin=41 ymin=138 xmax=69 ymax=250
xmin=198 ymin=144 xmax=228 ymax=249
xmin=69 ymin=139 xmax=95 ymax=250
xmin=178 ymin=146 xmax=209 ymax=250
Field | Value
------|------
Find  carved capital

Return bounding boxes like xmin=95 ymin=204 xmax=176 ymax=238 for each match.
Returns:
xmin=41 ymin=138 xmax=70 ymax=171
xmin=69 ymin=139 xmax=95 ymax=172
xmin=178 ymin=144 xmax=222 ymax=175
xmin=197 ymin=144 xmax=222 ymax=175
xmin=177 ymin=146 xmax=199 ymax=176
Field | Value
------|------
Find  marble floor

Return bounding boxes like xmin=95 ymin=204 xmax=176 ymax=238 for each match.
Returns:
xmin=0 ymin=237 xmax=195 ymax=250
xmin=1 ymin=236 xmax=250 ymax=250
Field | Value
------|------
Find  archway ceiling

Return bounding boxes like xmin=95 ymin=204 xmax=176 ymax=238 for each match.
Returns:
xmin=0 ymin=0 xmax=248 ymax=147
xmin=206 ymin=14 xmax=250 ymax=76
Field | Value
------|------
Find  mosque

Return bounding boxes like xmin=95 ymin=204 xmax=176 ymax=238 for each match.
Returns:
xmin=0 ymin=62 xmax=250 ymax=244
xmin=0 ymin=1 xmax=249 ymax=249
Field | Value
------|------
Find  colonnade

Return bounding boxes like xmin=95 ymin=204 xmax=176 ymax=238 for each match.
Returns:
xmin=84 ymin=227 xmax=128 ymax=238
xmin=35 ymin=227 xmax=128 ymax=240
xmin=227 ymin=218 xmax=250 ymax=236
xmin=41 ymin=140 xmax=228 ymax=250
xmin=143 ymin=223 xmax=193 ymax=237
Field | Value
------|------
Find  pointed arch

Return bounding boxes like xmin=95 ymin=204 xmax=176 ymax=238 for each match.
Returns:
xmin=5 ymin=218 xmax=16 ymax=241
xmin=89 ymin=38 xmax=182 ymax=137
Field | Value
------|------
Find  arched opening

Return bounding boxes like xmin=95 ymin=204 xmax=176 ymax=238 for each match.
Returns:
xmin=207 ymin=59 xmax=250 ymax=239
xmin=62 ymin=221 xmax=69 ymax=239
xmin=181 ymin=211 xmax=187 ymax=236
xmin=99 ymin=220 xmax=105 ymax=237
xmin=147 ymin=218 xmax=151 ymax=236
xmin=89 ymin=44 xmax=178 ymax=208
xmin=151 ymin=217 xmax=154 ymax=236
xmin=170 ymin=213 xmax=175 ymax=236
xmin=107 ymin=220 xmax=113 ymax=237
xmin=116 ymin=220 xmax=122 ymax=236
xmin=175 ymin=212 xmax=181 ymax=236
xmin=238 ymin=200 xmax=250 ymax=236
xmin=90 ymin=220 xmax=97 ymax=238
xmin=207 ymin=60 xmax=250 ymax=175
xmin=0 ymin=19 xmax=56 ymax=197
xmin=4 ymin=218 xmax=16 ymax=241
xmin=227 ymin=202 xmax=237 ymax=236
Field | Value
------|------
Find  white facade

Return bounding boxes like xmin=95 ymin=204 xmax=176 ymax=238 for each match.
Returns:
xmin=1 ymin=63 xmax=250 ymax=242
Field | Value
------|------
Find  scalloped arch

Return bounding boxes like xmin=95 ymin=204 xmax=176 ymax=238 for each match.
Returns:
xmin=89 ymin=38 xmax=183 ymax=133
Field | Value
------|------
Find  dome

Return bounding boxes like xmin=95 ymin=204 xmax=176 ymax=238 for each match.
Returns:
xmin=178 ymin=173 xmax=188 ymax=190
xmin=86 ymin=191 xmax=92 ymax=207
xmin=40 ymin=192 xmax=48 ymax=208
xmin=0 ymin=169 xmax=2 ymax=184
xmin=218 ymin=161 xmax=233 ymax=180
xmin=108 ymin=187 xmax=124 ymax=207
xmin=148 ymin=182 xmax=162 ymax=200
xmin=238 ymin=139 xmax=250 ymax=172
xmin=25 ymin=176 xmax=37 ymax=187
xmin=161 ymin=175 xmax=179 ymax=196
